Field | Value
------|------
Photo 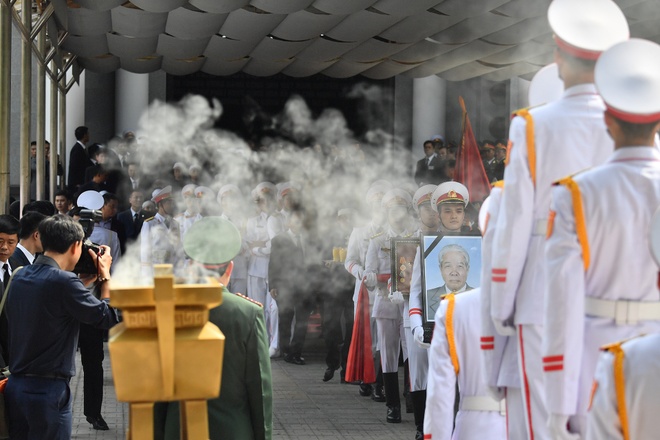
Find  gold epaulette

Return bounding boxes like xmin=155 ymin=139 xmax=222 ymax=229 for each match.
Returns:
xmin=552 ymin=168 xmax=592 ymax=186
xmin=600 ymin=337 xmax=634 ymax=440
xmin=601 ymin=335 xmax=644 ymax=353
xmin=235 ymin=292 xmax=263 ymax=308
xmin=370 ymin=231 xmax=384 ymax=240
xmin=144 ymin=216 xmax=155 ymax=222
xmin=492 ymin=180 xmax=504 ymax=189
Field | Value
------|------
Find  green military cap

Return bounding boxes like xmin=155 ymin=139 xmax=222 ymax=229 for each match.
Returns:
xmin=183 ymin=217 xmax=242 ymax=265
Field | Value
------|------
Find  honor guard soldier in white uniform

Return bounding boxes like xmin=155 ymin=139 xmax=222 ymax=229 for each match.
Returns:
xmin=364 ymin=188 xmax=414 ymax=424
xmin=246 ymin=182 xmax=277 ymax=354
xmin=425 ymin=288 xmax=506 ymax=440
xmin=344 ymin=182 xmax=390 ymax=400
xmin=489 ymin=2 xmax=629 ymax=438
xmin=396 ymin=184 xmax=436 ymax=440
xmin=410 ymin=182 xmax=471 ymax=351
xmin=194 ymin=186 xmax=218 ymax=217
xmin=267 ymin=183 xmax=296 ymax=239
xmin=173 ymin=184 xmax=202 ymax=242
xmin=140 ymin=185 xmax=181 ymax=278
xmin=219 ymin=184 xmax=250 ymax=295
xmin=587 ymin=208 xmax=660 ymax=440
xmin=543 ymin=38 xmax=660 ymax=438
xmin=478 ymin=184 xmax=526 ymax=440
xmin=480 ymin=64 xmax=565 ymax=440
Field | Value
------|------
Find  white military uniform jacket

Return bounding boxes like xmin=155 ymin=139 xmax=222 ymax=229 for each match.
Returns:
xmin=425 ymin=289 xmax=506 ymax=440
xmin=588 ymin=333 xmax=660 ymax=440
xmin=246 ymin=211 xmax=271 ymax=279
xmin=479 ymin=185 xmax=519 ymax=392
xmin=543 ymin=147 xmax=660 ymax=419
xmin=365 ymin=227 xmax=413 ymax=320
xmin=491 ymin=84 xmax=613 ymax=326
xmin=173 ymin=210 xmax=202 ymax=242
xmin=220 ymin=213 xmax=250 ymax=283
xmin=140 ymin=212 xmax=180 ymax=278
xmin=345 ymin=222 xmax=382 ymax=305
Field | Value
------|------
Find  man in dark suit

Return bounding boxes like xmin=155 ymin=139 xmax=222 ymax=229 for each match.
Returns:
xmin=98 ymin=193 xmax=127 ymax=255
xmin=426 ymin=244 xmax=473 ymax=319
xmin=0 ymin=215 xmax=20 ymax=365
xmin=67 ymin=126 xmax=92 ymax=192
xmin=268 ymin=207 xmax=313 ymax=365
xmin=414 ymin=140 xmax=444 ymax=186
xmin=116 ymin=190 xmax=145 ymax=243
xmin=9 ymin=212 xmax=46 ymax=269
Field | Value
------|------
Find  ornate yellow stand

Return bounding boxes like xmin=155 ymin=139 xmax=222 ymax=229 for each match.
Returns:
xmin=108 ymin=264 xmax=225 ymax=439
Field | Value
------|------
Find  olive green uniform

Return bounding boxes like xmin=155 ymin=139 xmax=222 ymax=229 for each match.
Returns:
xmin=155 ymin=287 xmax=273 ymax=440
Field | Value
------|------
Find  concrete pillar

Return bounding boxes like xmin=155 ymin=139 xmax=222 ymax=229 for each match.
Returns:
xmin=116 ymin=69 xmax=149 ymax=136
xmin=0 ymin=2 xmax=11 ymax=213
xmin=65 ymin=71 xmax=86 ymax=178
xmin=510 ymin=77 xmax=530 ymax=114
xmin=412 ymin=76 xmax=446 ymax=161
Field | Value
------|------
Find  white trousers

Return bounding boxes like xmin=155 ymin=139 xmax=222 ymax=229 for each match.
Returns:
xmin=404 ymin=326 xmax=428 ymax=391
xmin=506 ymin=387 xmax=526 ymax=440
xmin=516 ymin=324 xmax=551 ymax=440
xmin=376 ymin=317 xmax=402 ymax=373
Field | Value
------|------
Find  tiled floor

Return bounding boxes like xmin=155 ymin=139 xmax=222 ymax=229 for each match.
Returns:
xmin=71 ymin=335 xmax=414 ymax=440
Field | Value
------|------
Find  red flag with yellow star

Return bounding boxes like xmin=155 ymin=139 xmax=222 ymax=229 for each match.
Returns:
xmin=455 ymin=97 xmax=491 ymax=202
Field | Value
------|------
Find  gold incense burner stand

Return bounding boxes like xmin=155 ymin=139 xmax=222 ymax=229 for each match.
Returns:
xmin=109 ymin=264 xmax=225 ymax=439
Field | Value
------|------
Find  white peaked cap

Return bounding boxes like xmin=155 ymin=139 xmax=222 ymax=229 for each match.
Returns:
xmin=528 ymin=63 xmax=564 ymax=108
xmin=595 ymin=39 xmax=660 ymax=123
xmin=412 ymin=184 xmax=437 ymax=213
xmin=366 ymin=184 xmax=390 ymax=204
xmin=181 ymin=184 xmax=196 ymax=197
xmin=218 ymin=184 xmax=241 ymax=199
xmin=194 ymin=186 xmax=215 ymax=199
xmin=381 ymin=188 xmax=412 ymax=209
xmin=431 ymin=181 xmax=469 ymax=211
xmin=548 ymin=0 xmax=629 ymax=60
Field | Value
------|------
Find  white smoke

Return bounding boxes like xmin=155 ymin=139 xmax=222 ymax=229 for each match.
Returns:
xmin=111 ymin=86 xmax=416 ymax=285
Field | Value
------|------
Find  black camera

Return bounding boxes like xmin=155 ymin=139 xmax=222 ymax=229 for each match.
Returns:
xmin=73 ymin=209 xmax=105 ymax=274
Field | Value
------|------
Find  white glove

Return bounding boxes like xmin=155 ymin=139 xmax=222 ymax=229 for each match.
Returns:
xmin=486 ymin=386 xmax=505 ymax=402
xmin=548 ymin=414 xmax=581 ymax=440
xmin=493 ymin=319 xmax=516 ymax=336
xmin=356 ymin=267 xmax=364 ymax=281
xmin=413 ymin=326 xmax=430 ymax=349
xmin=389 ymin=290 xmax=404 ymax=304
xmin=364 ymin=272 xmax=377 ymax=289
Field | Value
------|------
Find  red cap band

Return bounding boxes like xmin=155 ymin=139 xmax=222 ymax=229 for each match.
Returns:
xmin=554 ymin=35 xmax=601 ymax=61
xmin=416 ymin=193 xmax=432 ymax=206
xmin=606 ymin=106 xmax=660 ymax=124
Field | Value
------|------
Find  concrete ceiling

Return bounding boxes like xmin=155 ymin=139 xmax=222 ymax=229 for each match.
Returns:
xmin=53 ymin=0 xmax=660 ymax=81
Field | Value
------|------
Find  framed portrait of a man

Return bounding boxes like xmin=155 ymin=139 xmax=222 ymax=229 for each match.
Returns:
xmin=390 ymin=237 xmax=420 ymax=295
xmin=421 ymin=235 xmax=482 ymax=325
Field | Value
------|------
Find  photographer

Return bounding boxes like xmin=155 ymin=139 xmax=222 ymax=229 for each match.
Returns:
xmin=3 ymin=215 xmax=119 ymax=439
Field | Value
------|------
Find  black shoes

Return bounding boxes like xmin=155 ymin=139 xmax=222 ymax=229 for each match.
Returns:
xmin=284 ymin=354 xmax=305 ymax=365
xmin=386 ymin=405 xmax=401 ymax=423
xmin=323 ymin=367 xmax=336 ymax=382
xmin=372 ymin=384 xmax=386 ymax=402
xmin=86 ymin=415 xmax=109 ymax=431
xmin=359 ymin=383 xmax=373 ymax=396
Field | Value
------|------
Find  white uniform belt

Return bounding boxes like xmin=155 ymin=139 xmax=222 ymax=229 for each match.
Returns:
xmin=460 ymin=396 xmax=506 ymax=415
xmin=585 ymin=297 xmax=660 ymax=325
xmin=531 ymin=219 xmax=547 ymax=236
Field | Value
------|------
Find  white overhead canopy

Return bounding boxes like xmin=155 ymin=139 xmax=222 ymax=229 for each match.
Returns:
xmin=59 ymin=0 xmax=660 ymax=81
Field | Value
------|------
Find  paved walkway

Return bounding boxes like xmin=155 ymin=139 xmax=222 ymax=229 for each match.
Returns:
xmin=71 ymin=336 xmax=415 ymax=440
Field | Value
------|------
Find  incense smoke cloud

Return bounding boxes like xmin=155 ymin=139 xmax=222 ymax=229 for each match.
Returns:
xmin=112 ymin=86 xmax=417 ymax=286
